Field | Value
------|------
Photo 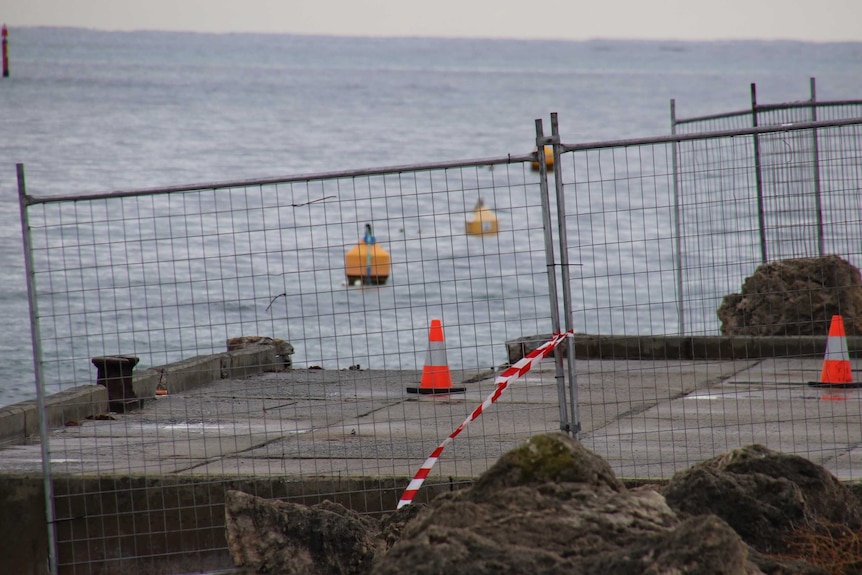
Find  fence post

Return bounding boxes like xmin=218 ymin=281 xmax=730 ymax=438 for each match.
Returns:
xmin=535 ymin=117 xmax=571 ymax=435
xmin=750 ymin=83 xmax=768 ymax=263
xmin=550 ymin=113 xmax=580 ymax=438
xmin=17 ymin=163 xmax=60 ymax=575
xmin=670 ymin=99 xmax=685 ymax=336
xmin=810 ymin=77 xmax=825 ymax=256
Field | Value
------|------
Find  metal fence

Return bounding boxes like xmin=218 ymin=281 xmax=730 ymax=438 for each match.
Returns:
xmin=12 ymin=111 xmax=862 ymax=574
xmin=16 ymin=154 xmax=576 ymax=574
xmin=670 ymin=78 xmax=862 ymax=334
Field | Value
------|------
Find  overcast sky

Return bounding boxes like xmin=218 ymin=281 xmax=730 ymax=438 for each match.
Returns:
xmin=4 ymin=0 xmax=862 ymax=42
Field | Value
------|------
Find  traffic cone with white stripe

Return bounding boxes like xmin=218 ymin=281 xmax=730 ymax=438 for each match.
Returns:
xmin=406 ymin=319 xmax=466 ymax=395
xmin=808 ymin=315 xmax=859 ymax=389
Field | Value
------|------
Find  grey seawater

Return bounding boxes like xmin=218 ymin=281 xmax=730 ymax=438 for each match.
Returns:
xmin=2 ymin=27 xmax=862 ymax=406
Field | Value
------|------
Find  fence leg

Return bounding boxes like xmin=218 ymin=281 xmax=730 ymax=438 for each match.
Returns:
xmin=18 ymin=163 xmax=60 ymax=575
xmin=670 ymin=99 xmax=686 ymax=336
xmin=810 ymin=77 xmax=825 ymax=256
xmin=549 ymin=113 xmax=580 ymax=438
xmin=535 ymin=117 xmax=572 ymax=435
xmin=751 ymin=83 xmax=768 ymax=263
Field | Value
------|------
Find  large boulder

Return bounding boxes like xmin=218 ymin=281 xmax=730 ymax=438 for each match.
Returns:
xmin=224 ymin=490 xmax=425 ymax=575
xmin=717 ymin=255 xmax=862 ymax=336
xmin=225 ymin=491 xmax=381 ymax=575
xmin=663 ymin=444 xmax=862 ymax=556
xmin=372 ymin=433 xmax=783 ymax=575
xmin=225 ymin=435 xmax=841 ymax=575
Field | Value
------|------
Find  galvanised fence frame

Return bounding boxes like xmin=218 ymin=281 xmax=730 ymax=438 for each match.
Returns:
xmin=16 ymin=151 xmax=576 ymax=575
xmin=11 ymin=111 xmax=862 ymax=574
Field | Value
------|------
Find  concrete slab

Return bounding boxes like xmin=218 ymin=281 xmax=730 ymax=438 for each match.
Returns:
xmin=2 ymin=357 xmax=861 ymax=484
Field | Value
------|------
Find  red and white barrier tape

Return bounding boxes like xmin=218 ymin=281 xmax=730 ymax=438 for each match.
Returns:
xmin=396 ymin=330 xmax=573 ymax=509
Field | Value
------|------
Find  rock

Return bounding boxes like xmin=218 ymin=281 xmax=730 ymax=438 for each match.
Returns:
xmin=225 ymin=435 xmax=842 ymax=575
xmin=466 ymin=430 xmax=624 ymax=500
xmin=371 ymin=433 xmax=790 ymax=575
xmin=227 ymin=335 xmax=295 ymax=368
xmin=224 ymin=490 xmax=381 ymax=575
xmin=584 ymin=514 xmax=759 ymax=575
xmin=663 ymin=444 xmax=862 ymax=556
xmin=717 ymin=255 xmax=862 ymax=336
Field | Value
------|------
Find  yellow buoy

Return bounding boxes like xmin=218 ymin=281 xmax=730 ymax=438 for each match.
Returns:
xmin=530 ymin=146 xmax=554 ymax=172
xmin=345 ymin=224 xmax=391 ymax=285
xmin=466 ymin=198 xmax=499 ymax=236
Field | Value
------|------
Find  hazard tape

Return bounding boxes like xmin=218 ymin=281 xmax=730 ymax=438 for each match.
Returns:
xmin=396 ymin=330 xmax=573 ymax=509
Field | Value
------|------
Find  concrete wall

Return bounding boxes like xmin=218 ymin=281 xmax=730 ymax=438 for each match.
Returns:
xmin=0 ymin=345 xmax=282 ymax=447
xmin=0 ymin=386 xmax=108 ymax=447
xmin=1 ymin=474 xmax=455 ymax=575
xmin=506 ymin=334 xmax=862 ymax=364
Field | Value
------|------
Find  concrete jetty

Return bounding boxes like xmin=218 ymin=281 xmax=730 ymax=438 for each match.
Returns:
xmin=1 ymin=335 xmax=861 ymax=573
xmin=2 ymin=334 xmax=862 ymax=481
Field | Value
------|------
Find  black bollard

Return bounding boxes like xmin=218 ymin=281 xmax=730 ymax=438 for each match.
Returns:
xmin=91 ymin=355 xmax=141 ymax=413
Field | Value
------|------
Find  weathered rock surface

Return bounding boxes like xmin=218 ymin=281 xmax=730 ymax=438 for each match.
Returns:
xmin=225 ymin=489 xmax=425 ymax=575
xmin=717 ymin=255 xmax=862 ymax=336
xmin=372 ymin=433 xmax=767 ymax=575
xmin=226 ymin=434 xmax=849 ymax=575
xmin=227 ymin=335 xmax=295 ymax=368
xmin=664 ymin=443 xmax=862 ymax=556
xmin=225 ymin=491 xmax=381 ymax=575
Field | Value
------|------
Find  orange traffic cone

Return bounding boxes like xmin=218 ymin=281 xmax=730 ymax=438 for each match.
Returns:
xmin=808 ymin=315 xmax=859 ymax=389
xmin=406 ymin=319 xmax=466 ymax=395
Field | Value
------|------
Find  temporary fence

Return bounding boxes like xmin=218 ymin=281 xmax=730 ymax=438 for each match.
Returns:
xmin=15 ymin=153 xmax=575 ymax=575
xmin=670 ymin=77 xmax=862 ymax=334
xmin=547 ymin=112 xmax=862 ymax=484
xmin=10 ymin=108 xmax=862 ymax=574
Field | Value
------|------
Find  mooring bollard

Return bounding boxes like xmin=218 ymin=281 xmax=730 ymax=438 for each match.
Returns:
xmin=91 ymin=355 xmax=141 ymax=413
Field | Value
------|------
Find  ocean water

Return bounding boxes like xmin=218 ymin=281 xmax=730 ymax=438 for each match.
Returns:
xmin=2 ymin=26 xmax=862 ymax=407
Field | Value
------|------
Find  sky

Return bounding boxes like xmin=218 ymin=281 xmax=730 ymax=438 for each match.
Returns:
xmin=4 ymin=0 xmax=862 ymax=42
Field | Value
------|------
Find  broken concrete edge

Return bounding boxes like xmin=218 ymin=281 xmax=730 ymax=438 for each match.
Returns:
xmin=505 ymin=334 xmax=862 ymax=364
xmin=0 ymin=345 xmax=285 ymax=446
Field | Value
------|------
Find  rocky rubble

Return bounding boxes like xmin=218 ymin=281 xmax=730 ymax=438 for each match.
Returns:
xmin=225 ymin=433 xmax=862 ymax=575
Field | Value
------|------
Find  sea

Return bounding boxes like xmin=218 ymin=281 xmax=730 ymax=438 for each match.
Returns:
xmin=1 ymin=26 xmax=861 ymax=408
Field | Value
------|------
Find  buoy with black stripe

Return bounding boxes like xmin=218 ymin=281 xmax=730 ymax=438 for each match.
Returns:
xmin=406 ymin=318 xmax=466 ymax=395
xmin=808 ymin=315 xmax=859 ymax=389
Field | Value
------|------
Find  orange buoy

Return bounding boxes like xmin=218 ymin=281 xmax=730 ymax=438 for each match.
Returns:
xmin=530 ymin=146 xmax=554 ymax=171
xmin=465 ymin=198 xmax=499 ymax=236
xmin=345 ymin=224 xmax=391 ymax=285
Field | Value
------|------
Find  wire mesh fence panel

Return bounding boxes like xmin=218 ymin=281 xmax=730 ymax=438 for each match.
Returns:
xmin=672 ymin=77 xmax=862 ymax=136
xmin=556 ymin=119 xmax=862 ymax=484
xmin=673 ymin=134 xmax=765 ymax=335
xmin=19 ymin=156 xmax=573 ymax=574
xmin=560 ymin=144 xmax=680 ymax=337
xmin=14 ymin=113 xmax=862 ymax=574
